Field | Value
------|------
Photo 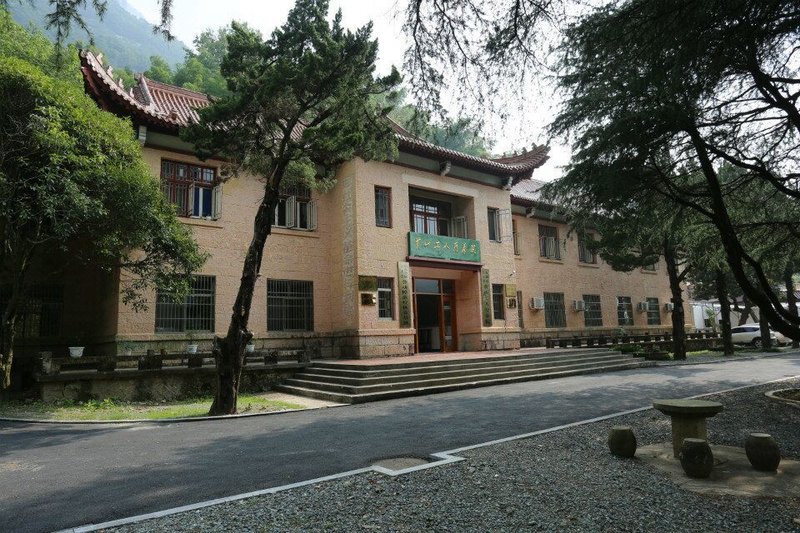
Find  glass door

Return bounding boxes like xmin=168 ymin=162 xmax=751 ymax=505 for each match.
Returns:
xmin=441 ymin=294 xmax=457 ymax=352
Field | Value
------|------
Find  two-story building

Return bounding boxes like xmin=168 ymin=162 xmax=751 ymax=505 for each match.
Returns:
xmin=62 ymin=50 xmax=675 ymax=360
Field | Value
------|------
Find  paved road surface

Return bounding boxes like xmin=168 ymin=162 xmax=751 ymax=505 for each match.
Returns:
xmin=2 ymin=355 xmax=799 ymax=533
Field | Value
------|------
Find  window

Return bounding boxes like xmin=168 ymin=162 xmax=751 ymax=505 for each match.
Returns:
xmin=647 ymin=297 xmax=661 ymax=325
xmin=377 ymin=277 xmax=394 ymax=319
xmin=375 ymin=187 xmax=391 ymax=227
xmin=155 ymin=276 xmax=215 ymax=333
xmin=517 ymin=290 xmax=524 ymax=328
xmin=160 ymin=160 xmax=221 ymax=219
xmin=544 ymin=292 xmax=567 ymax=328
xmin=578 ymin=234 xmax=596 ymax=264
xmin=488 ymin=208 xmax=501 ymax=242
xmin=274 ymin=185 xmax=317 ymax=231
xmin=512 ymin=219 xmax=520 ymax=255
xmin=617 ymin=296 xmax=634 ymax=326
xmin=583 ymin=294 xmax=603 ymax=327
xmin=492 ymin=284 xmax=505 ymax=320
xmin=410 ymin=196 xmax=451 ymax=236
xmin=642 ymin=261 xmax=658 ymax=271
xmin=267 ymin=279 xmax=314 ymax=331
xmin=0 ymin=285 xmax=63 ymax=339
xmin=538 ymin=225 xmax=561 ymax=260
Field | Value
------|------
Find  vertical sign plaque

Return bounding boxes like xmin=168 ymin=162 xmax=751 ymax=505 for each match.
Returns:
xmin=397 ymin=261 xmax=412 ymax=328
xmin=480 ymin=268 xmax=493 ymax=327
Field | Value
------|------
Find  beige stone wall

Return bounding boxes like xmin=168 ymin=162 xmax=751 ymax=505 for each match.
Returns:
xmin=512 ymin=213 xmax=676 ymax=337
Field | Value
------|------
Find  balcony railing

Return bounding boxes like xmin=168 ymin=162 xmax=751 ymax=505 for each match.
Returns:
xmin=408 ymin=232 xmax=481 ymax=262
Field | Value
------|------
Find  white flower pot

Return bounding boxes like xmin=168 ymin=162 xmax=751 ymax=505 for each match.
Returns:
xmin=68 ymin=346 xmax=85 ymax=358
xmin=186 ymin=344 xmax=198 ymax=354
xmin=245 ymin=343 xmax=256 ymax=354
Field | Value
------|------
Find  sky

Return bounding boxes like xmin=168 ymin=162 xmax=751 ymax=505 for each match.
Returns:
xmin=126 ymin=0 xmax=570 ymax=181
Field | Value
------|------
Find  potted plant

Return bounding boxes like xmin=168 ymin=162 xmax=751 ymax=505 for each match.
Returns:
xmin=246 ymin=341 xmax=256 ymax=354
xmin=186 ymin=330 xmax=199 ymax=354
xmin=68 ymin=332 xmax=85 ymax=358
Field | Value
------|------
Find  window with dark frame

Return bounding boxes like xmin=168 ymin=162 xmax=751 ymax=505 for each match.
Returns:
xmin=274 ymin=184 xmax=316 ymax=231
xmin=160 ymin=160 xmax=220 ymax=219
xmin=267 ymin=279 xmax=314 ymax=331
xmin=642 ymin=261 xmax=658 ymax=271
xmin=375 ymin=187 xmax=391 ymax=227
xmin=538 ymin=224 xmax=561 ymax=260
xmin=410 ymin=196 xmax=451 ymax=236
xmin=492 ymin=284 xmax=505 ymax=320
xmin=583 ymin=294 xmax=603 ymax=327
xmin=0 ymin=285 xmax=63 ymax=339
xmin=544 ymin=292 xmax=567 ymax=328
xmin=377 ymin=277 xmax=394 ymax=319
xmin=617 ymin=296 xmax=634 ymax=326
xmin=578 ymin=234 xmax=597 ymax=264
xmin=155 ymin=276 xmax=216 ymax=333
xmin=488 ymin=208 xmax=501 ymax=242
xmin=512 ymin=219 xmax=520 ymax=255
xmin=647 ymin=297 xmax=661 ymax=325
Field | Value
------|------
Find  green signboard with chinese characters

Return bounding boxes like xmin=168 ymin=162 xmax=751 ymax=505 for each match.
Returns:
xmin=408 ymin=232 xmax=481 ymax=262
xmin=481 ymin=269 xmax=493 ymax=327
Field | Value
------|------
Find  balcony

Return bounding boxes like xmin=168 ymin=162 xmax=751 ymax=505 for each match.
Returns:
xmin=408 ymin=232 xmax=481 ymax=263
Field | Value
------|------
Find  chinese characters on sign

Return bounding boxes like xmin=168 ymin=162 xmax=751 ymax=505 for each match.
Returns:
xmin=408 ymin=232 xmax=481 ymax=262
xmin=481 ymin=269 xmax=493 ymax=327
xmin=397 ymin=262 xmax=412 ymax=328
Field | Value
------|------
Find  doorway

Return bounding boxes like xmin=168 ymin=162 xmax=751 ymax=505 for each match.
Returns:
xmin=413 ymin=278 xmax=457 ymax=353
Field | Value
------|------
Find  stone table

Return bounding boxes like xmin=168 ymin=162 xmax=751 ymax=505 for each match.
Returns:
xmin=653 ymin=399 xmax=724 ymax=457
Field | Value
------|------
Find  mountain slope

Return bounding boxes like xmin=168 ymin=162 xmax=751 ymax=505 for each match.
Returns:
xmin=7 ymin=0 xmax=187 ymax=71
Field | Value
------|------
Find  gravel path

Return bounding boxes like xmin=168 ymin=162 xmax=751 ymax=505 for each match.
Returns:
xmin=114 ymin=378 xmax=800 ymax=533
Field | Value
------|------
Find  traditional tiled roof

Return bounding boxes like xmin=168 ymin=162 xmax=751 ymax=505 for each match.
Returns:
xmin=80 ymin=50 xmax=549 ymax=180
xmin=510 ymin=178 xmax=548 ymax=206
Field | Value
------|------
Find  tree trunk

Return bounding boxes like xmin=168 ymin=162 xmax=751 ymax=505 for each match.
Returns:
xmin=209 ymin=186 xmax=280 ymax=415
xmin=0 ymin=322 xmax=16 ymax=390
xmin=784 ymin=261 xmax=799 ymax=349
xmin=759 ymin=311 xmax=772 ymax=350
xmin=715 ymin=268 xmax=734 ymax=356
xmin=738 ymin=296 xmax=756 ymax=326
xmin=664 ymin=238 xmax=686 ymax=360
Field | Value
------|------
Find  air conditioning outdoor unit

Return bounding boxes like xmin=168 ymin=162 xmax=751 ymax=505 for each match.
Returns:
xmin=529 ymin=297 xmax=545 ymax=310
xmin=573 ymin=299 xmax=586 ymax=312
xmin=664 ymin=302 xmax=675 ymax=311
xmin=637 ymin=301 xmax=650 ymax=312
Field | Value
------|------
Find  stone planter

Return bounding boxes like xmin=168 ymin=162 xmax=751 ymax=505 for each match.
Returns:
xmin=138 ymin=350 xmax=163 ymax=371
xmin=97 ymin=357 xmax=117 ymax=372
xmin=644 ymin=351 xmax=671 ymax=361
xmin=246 ymin=343 xmax=256 ymax=354
xmin=679 ymin=438 xmax=714 ymax=478
xmin=68 ymin=346 xmax=85 ymax=358
xmin=745 ymin=433 xmax=781 ymax=471
xmin=187 ymin=354 xmax=204 ymax=368
xmin=186 ymin=344 xmax=198 ymax=355
xmin=608 ymin=426 xmax=637 ymax=458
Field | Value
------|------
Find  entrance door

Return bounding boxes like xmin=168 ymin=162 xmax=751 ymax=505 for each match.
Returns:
xmin=413 ymin=278 xmax=457 ymax=353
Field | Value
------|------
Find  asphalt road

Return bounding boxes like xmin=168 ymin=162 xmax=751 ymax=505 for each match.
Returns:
xmin=2 ymin=355 xmax=799 ymax=533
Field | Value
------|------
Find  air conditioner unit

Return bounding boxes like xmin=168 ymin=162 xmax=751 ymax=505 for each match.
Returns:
xmin=573 ymin=299 xmax=586 ymax=312
xmin=529 ymin=297 xmax=545 ymax=310
xmin=637 ymin=301 xmax=650 ymax=312
xmin=664 ymin=302 xmax=675 ymax=311
xmin=507 ymin=297 xmax=517 ymax=309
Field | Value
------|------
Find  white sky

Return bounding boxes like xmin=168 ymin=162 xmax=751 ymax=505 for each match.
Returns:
xmin=126 ymin=0 xmax=570 ymax=181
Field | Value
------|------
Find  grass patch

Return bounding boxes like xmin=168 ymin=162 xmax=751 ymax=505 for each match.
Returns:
xmin=0 ymin=394 xmax=304 ymax=421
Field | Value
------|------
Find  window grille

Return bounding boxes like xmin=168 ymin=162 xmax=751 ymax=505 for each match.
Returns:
xmin=617 ymin=296 xmax=634 ymax=326
xmin=544 ymin=292 xmax=567 ymax=328
xmin=411 ymin=196 xmax=452 ymax=236
xmin=642 ymin=261 xmax=658 ymax=271
xmin=377 ymin=277 xmax=394 ymax=319
xmin=451 ymin=216 xmax=468 ymax=238
xmin=583 ymin=294 xmax=603 ymax=327
xmin=538 ymin=225 xmax=561 ymax=260
xmin=160 ymin=160 xmax=221 ymax=219
xmin=375 ymin=187 xmax=391 ymax=227
xmin=578 ymin=235 xmax=596 ymax=264
xmin=267 ymin=279 xmax=314 ymax=331
xmin=492 ymin=284 xmax=505 ymax=320
xmin=155 ymin=276 xmax=215 ymax=333
xmin=647 ymin=297 xmax=661 ymax=325
xmin=0 ymin=285 xmax=63 ymax=340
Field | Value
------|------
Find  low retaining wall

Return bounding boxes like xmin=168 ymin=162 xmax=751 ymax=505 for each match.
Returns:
xmin=34 ymin=363 xmax=304 ymax=402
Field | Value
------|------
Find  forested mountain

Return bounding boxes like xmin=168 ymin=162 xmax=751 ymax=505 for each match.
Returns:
xmin=7 ymin=0 xmax=187 ymax=71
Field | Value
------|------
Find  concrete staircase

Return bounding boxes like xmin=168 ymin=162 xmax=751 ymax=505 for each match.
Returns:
xmin=275 ymin=348 xmax=650 ymax=404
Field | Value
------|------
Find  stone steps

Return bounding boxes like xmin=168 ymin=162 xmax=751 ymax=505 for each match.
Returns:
xmin=276 ymin=349 xmax=650 ymax=404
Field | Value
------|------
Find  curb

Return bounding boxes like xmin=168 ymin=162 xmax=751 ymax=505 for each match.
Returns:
xmin=653 ymin=350 xmax=800 ymax=367
xmin=57 ymin=373 xmax=800 ymax=533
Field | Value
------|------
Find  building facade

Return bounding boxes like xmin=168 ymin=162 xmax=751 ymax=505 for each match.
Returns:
xmin=53 ymin=51 xmax=676 ymax=360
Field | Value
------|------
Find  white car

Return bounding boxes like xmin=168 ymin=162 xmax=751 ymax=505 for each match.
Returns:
xmin=729 ymin=325 xmax=778 ymax=347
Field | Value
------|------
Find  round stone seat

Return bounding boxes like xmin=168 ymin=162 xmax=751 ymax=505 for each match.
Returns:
xmin=653 ymin=399 xmax=724 ymax=457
